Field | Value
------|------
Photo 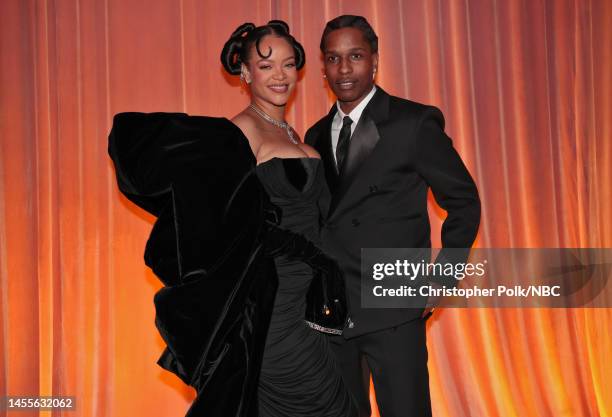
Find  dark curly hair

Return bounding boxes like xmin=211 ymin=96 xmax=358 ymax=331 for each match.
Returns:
xmin=320 ymin=15 xmax=378 ymax=53
xmin=221 ymin=20 xmax=305 ymax=75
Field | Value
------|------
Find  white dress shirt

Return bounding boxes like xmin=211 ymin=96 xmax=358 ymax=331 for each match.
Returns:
xmin=330 ymin=86 xmax=377 ymax=164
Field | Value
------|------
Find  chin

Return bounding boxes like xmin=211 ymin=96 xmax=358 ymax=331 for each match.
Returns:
xmin=334 ymin=91 xmax=361 ymax=104
xmin=267 ymin=91 xmax=293 ymax=107
xmin=253 ymin=91 xmax=287 ymax=107
xmin=267 ymin=96 xmax=290 ymax=107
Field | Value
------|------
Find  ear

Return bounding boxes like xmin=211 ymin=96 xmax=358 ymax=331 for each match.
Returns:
xmin=241 ymin=64 xmax=252 ymax=83
xmin=372 ymin=53 xmax=379 ymax=73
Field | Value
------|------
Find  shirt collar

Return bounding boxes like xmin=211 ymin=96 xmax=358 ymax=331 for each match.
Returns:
xmin=335 ymin=85 xmax=377 ymax=125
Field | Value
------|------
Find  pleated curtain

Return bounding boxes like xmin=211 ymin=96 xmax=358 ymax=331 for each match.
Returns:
xmin=0 ymin=1 xmax=610 ymax=416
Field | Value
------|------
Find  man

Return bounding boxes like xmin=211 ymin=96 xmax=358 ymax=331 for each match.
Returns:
xmin=305 ymin=15 xmax=481 ymax=417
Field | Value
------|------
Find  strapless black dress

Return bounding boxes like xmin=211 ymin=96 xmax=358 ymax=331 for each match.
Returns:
xmin=109 ymin=111 xmax=356 ymax=416
xmin=255 ymin=158 xmax=356 ymax=417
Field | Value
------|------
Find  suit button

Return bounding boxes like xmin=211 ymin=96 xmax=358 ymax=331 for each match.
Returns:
xmin=369 ymin=185 xmax=378 ymax=193
xmin=351 ymin=219 xmax=360 ymax=227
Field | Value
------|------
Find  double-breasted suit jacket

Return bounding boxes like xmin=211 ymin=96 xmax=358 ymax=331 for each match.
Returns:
xmin=305 ymin=87 xmax=481 ymax=337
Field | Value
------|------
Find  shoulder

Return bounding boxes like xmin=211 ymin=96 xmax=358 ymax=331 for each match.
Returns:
xmin=388 ymin=95 xmax=444 ymax=122
xmin=305 ymin=113 xmax=333 ymax=145
xmin=231 ymin=111 xmax=266 ymax=155
xmin=230 ymin=111 xmax=259 ymax=139
xmin=231 ymin=110 xmax=256 ymax=129
xmin=384 ymin=94 xmax=445 ymax=131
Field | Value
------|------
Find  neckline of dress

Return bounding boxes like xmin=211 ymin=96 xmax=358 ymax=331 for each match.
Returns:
xmin=223 ymin=118 xmax=320 ymax=167
xmin=255 ymin=156 xmax=321 ymax=167
xmin=255 ymin=157 xmax=321 ymax=195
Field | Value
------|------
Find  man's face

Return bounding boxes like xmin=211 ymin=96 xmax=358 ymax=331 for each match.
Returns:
xmin=323 ymin=27 xmax=378 ymax=113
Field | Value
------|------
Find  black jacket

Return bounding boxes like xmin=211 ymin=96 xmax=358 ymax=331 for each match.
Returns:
xmin=305 ymin=87 xmax=481 ymax=337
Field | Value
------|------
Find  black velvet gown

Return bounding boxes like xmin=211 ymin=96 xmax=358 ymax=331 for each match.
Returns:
xmin=255 ymin=158 xmax=356 ymax=417
xmin=108 ymin=113 xmax=355 ymax=416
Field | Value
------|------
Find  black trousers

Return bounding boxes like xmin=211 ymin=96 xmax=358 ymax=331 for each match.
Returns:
xmin=330 ymin=317 xmax=432 ymax=417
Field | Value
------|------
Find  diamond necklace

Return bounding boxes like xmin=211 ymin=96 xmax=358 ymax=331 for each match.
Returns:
xmin=248 ymin=103 xmax=299 ymax=144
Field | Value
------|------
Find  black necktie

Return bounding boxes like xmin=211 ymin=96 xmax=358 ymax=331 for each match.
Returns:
xmin=336 ymin=116 xmax=353 ymax=174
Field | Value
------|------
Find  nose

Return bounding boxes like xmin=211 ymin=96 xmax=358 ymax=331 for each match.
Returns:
xmin=339 ymin=57 xmax=352 ymax=74
xmin=272 ymin=65 xmax=287 ymax=80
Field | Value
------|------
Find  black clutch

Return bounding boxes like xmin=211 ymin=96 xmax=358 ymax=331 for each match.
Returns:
xmin=304 ymin=263 xmax=350 ymax=335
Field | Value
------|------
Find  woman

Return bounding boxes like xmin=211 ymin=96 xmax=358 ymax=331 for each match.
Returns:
xmin=109 ymin=21 xmax=357 ymax=417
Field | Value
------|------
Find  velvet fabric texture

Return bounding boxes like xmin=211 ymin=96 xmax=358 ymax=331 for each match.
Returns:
xmin=108 ymin=112 xmax=348 ymax=416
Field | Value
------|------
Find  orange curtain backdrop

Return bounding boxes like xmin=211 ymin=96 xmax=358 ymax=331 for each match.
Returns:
xmin=1 ymin=0 xmax=610 ymax=416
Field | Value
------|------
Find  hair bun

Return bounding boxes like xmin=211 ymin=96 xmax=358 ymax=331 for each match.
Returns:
xmin=267 ymin=20 xmax=290 ymax=34
xmin=221 ymin=22 xmax=256 ymax=75
xmin=230 ymin=22 xmax=256 ymax=39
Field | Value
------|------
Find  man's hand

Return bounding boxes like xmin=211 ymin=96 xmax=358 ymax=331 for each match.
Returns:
xmin=421 ymin=282 xmax=443 ymax=319
xmin=421 ymin=307 xmax=435 ymax=319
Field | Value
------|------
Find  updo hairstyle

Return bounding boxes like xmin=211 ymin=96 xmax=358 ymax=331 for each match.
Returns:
xmin=221 ymin=20 xmax=305 ymax=75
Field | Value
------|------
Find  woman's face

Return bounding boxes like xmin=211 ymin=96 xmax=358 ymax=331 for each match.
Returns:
xmin=242 ymin=35 xmax=298 ymax=108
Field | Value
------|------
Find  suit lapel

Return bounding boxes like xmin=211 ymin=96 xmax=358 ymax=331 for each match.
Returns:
xmin=333 ymin=113 xmax=380 ymax=204
xmin=329 ymin=87 xmax=390 ymax=216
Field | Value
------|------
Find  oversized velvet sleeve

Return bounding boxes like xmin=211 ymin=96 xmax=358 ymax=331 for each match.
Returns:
xmin=108 ymin=112 xmax=258 ymax=284
xmin=108 ymin=112 xmax=274 ymax=396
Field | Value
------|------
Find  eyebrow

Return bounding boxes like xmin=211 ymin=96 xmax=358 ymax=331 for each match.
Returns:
xmin=325 ymin=47 xmax=367 ymax=54
xmin=256 ymin=56 xmax=296 ymax=64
